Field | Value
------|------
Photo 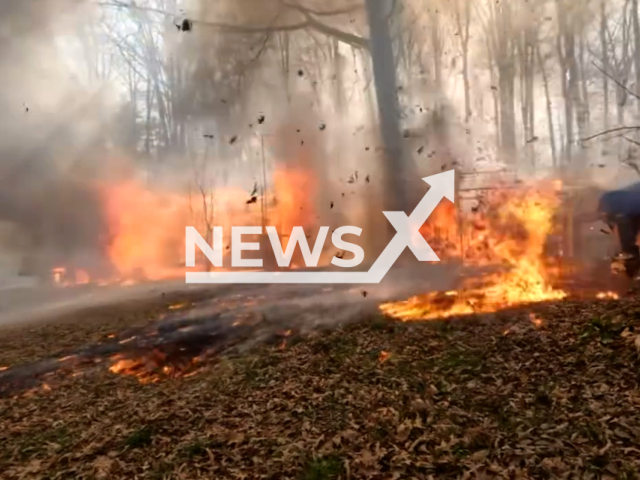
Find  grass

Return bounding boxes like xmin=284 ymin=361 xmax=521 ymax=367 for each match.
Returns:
xmin=301 ymin=455 xmax=344 ymax=480
xmin=125 ymin=425 xmax=154 ymax=449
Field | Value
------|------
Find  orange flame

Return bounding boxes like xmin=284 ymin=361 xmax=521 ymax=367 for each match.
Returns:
xmin=50 ymin=164 xmax=322 ymax=286
xmin=381 ymin=181 xmax=568 ymax=320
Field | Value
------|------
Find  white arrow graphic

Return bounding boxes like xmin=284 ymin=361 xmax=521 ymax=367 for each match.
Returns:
xmin=186 ymin=170 xmax=455 ymax=284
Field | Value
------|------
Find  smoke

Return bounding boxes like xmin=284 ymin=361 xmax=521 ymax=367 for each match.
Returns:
xmin=0 ymin=0 xmax=460 ymax=285
xmin=0 ymin=0 xmax=118 ymax=278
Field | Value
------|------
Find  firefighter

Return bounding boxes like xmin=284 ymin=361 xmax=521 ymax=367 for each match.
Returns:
xmin=597 ymin=182 xmax=640 ymax=279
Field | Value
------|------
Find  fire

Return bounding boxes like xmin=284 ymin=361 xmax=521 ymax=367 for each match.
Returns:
xmin=381 ymin=181 xmax=568 ymax=321
xmin=597 ymin=291 xmax=620 ymax=300
xmin=108 ymin=350 xmax=202 ymax=384
xmin=269 ymin=166 xmax=320 ymax=266
xmin=49 ymin=162 xmax=322 ymax=286
xmin=51 ymin=267 xmax=91 ymax=287
xmin=271 ymin=167 xmax=317 ymax=239
xmin=51 ymin=267 xmax=66 ymax=285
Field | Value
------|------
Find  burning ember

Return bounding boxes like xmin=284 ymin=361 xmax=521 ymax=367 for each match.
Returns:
xmin=381 ymin=180 xmax=568 ymax=321
xmin=597 ymin=291 xmax=620 ymax=300
xmin=108 ymin=350 xmax=203 ymax=384
xmin=51 ymin=267 xmax=91 ymax=287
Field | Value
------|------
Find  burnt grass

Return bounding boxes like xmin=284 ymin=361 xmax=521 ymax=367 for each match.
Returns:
xmin=3 ymin=296 xmax=640 ymax=478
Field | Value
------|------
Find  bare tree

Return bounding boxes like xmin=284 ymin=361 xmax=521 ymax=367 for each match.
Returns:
xmin=537 ymin=45 xmax=558 ymax=167
xmin=601 ymin=0 xmax=610 ymax=130
xmin=453 ymin=0 xmax=472 ymax=123
xmin=364 ymin=0 xmax=410 ymax=212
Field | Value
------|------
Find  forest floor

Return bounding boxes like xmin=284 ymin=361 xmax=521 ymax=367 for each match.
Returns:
xmin=2 ymin=293 xmax=640 ymax=479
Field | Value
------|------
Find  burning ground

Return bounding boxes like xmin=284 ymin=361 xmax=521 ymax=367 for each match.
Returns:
xmin=0 ymin=178 xmax=636 ymax=478
xmin=2 ymin=291 xmax=640 ymax=479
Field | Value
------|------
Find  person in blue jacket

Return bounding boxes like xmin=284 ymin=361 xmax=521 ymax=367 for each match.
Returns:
xmin=598 ymin=181 xmax=640 ymax=278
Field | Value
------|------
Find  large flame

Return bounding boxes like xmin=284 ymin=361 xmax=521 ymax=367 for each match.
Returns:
xmin=100 ymin=181 xmax=194 ymax=281
xmin=271 ymin=166 xmax=317 ymax=248
xmin=381 ymin=180 xmax=568 ymax=320
xmin=50 ymin=164 xmax=321 ymax=286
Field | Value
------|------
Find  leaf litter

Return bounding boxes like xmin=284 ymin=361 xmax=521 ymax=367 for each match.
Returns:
xmin=2 ymin=296 xmax=640 ymax=478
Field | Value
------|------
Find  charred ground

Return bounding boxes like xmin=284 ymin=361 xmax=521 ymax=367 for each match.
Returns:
xmin=2 ymin=289 xmax=640 ymax=479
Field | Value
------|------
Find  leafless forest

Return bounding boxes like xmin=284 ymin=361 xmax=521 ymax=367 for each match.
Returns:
xmin=0 ymin=0 xmax=636 ymax=280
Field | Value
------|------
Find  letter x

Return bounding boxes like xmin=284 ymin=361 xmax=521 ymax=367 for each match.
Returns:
xmin=383 ymin=211 xmax=440 ymax=261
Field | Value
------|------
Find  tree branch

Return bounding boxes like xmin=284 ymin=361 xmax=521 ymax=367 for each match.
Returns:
xmin=98 ymin=0 xmax=369 ymax=49
xmin=581 ymin=125 xmax=640 ymax=141
xmin=98 ymin=1 xmax=308 ymax=33
xmin=280 ymin=1 xmax=364 ymax=17
xmin=592 ymin=60 xmax=640 ymax=101
xmin=623 ymin=136 xmax=640 ymax=147
xmin=303 ymin=11 xmax=369 ymax=49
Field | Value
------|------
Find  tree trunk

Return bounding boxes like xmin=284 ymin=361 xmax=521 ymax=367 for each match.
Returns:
xmin=333 ymin=38 xmax=345 ymax=114
xmin=498 ymin=61 xmax=516 ymax=163
xmin=455 ymin=0 xmax=472 ymax=123
xmin=578 ymin=34 xmax=590 ymax=131
xmin=144 ymin=75 xmax=152 ymax=156
xmin=485 ymin=35 xmax=501 ymax=147
xmin=601 ymin=0 xmax=610 ymax=130
xmin=557 ymin=0 xmax=574 ymax=163
xmin=495 ymin=2 xmax=516 ymax=165
xmin=632 ymin=0 xmax=640 ymax=120
xmin=365 ymin=0 xmax=409 ymax=213
xmin=430 ymin=9 xmax=443 ymax=94
xmin=537 ymin=46 xmax=557 ymax=167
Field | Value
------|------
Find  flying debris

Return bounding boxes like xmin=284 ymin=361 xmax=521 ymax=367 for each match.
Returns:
xmin=229 ymin=136 xmax=238 ymax=145
xmin=203 ymin=134 xmax=214 ymax=139
xmin=247 ymin=183 xmax=259 ymax=204
xmin=176 ymin=19 xmax=193 ymax=32
xmin=319 ymin=123 xmax=326 ymax=131
xmin=257 ymin=115 xmax=265 ymax=124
